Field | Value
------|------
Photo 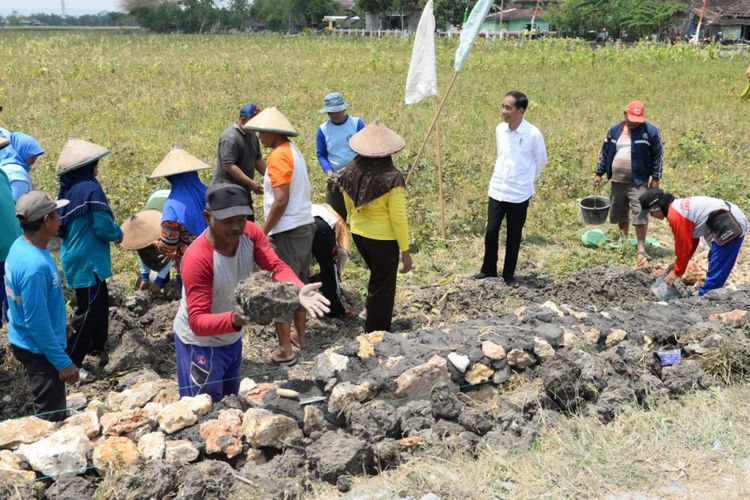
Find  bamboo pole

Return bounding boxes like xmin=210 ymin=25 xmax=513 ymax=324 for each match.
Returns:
xmin=405 ymin=70 xmax=459 ymax=183
xmin=434 ymin=95 xmax=446 ymax=239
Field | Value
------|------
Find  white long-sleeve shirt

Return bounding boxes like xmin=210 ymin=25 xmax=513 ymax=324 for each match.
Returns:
xmin=488 ymin=119 xmax=548 ymax=203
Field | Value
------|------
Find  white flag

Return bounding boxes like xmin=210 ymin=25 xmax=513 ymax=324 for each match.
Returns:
xmin=405 ymin=0 xmax=437 ymax=105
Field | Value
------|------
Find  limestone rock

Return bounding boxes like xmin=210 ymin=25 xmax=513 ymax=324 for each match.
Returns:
xmin=16 ymin=426 xmax=91 ymax=477
xmin=158 ymin=399 xmax=198 ymax=434
xmin=104 ymin=380 xmax=173 ymax=411
xmin=315 ymin=349 xmax=350 ymax=380
xmin=357 ymin=331 xmax=385 ymax=360
xmin=184 ymin=394 xmax=213 ymax=417
xmin=561 ymin=327 xmax=580 ymax=347
xmin=533 ymin=338 xmax=555 ymax=361
xmin=62 ymin=411 xmax=100 ymax=439
xmin=507 ymin=349 xmax=536 ymax=369
xmin=393 ymin=355 xmax=451 ymax=399
xmin=465 ymin=363 xmax=494 ymax=384
xmin=66 ymin=392 xmax=87 ymax=411
xmin=92 ymin=436 xmax=139 ymax=474
xmin=239 ymin=383 xmax=274 ymax=407
xmin=165 ymin=439 xmax=199 ymax=465
xmin=382 ymin=356 xmax=404 ymax=370
xmin=540 ymin=301 xmax=565 ymax=318
xmin=709 ymin=309 xmax=748 ymax=328
xmin=0 ymin=450 xmax=35 ymax=482
xmin=200 ymin=409 xmax=243 ymax=458
xmin=328 ymin=382 xmax=373 ymax=413
xmin=0 ymin=416 xmax=56 ymax=449
xmin=606 ymin=329 xmax=628 ymax=348
xmin=482 ymin=341 xmax=506 ymax=361
xmin=242 ymin=408 xmax=303 ymax=449
xmin=238 ymin=378 xmax=257 ymax=398
xmin=87 ymin=399 xmax=106 ymax=417
xmin=137 ymin=431 xmax=166 ymax=461
xmin=303 ymin=406 xmax=334 ymax=436
xmin=447 ymin=352 xmax=470 ymax=373
xmin=101 ymin=408 xmax=152 ymax=436
xmin=579 ymin=324 xmax=600 ymax=344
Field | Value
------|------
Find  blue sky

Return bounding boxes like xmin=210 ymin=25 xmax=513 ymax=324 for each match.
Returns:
xmin=1 ymin=1 xmax=123 ymax=16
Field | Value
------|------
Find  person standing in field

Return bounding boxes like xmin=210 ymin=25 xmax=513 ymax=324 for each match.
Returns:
xmin=0 ymin=132 xmax=45 ymax=201
xmin=316 ymin=92 xmax=365 ymax=220
xmin=640 ymin=188 xmax=747 ymax=296
xmin=173 ymin=183 xmax=328 ymax=401
xmin=340 ymin=121 xmax=412 ymax=332
xmin=5 ymin=191 xmax=79 ymax=421
xmin=243 ymin=107 xmax=316 ymax=362
xmin=0 ymin=136 xmax=22 ymax=328
xmin=213 ymin=103 xmax=266 ymax=221
xmin=594 ymin=100 xmax=663 ymax=260
xmin=56 ymin=138 xmax=122 ymax=381
xmin=310 ymin=202 xmax=353 ymax=318
xmin=474 ymin=91 xmax=547 ymax=287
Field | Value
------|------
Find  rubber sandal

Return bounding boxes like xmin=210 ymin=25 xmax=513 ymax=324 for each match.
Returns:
xmin=262 ymin=349 xmax=298 ymax=366
xmin=290 ymin=338 xmax=305 ymax=350
xmin=637 ymin=251 xmax=652 ymax=261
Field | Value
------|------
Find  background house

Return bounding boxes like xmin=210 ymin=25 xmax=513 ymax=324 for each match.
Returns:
xmin=481 ymin=0 xmax=554 ymax=34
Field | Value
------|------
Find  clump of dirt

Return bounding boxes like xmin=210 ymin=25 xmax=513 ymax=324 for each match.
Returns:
xmin=234 ymin=271 xmax=299 ymax=325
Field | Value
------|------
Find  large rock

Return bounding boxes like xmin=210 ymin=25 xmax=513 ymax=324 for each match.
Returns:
xmin=507 ymin=349 xmax=536 ymax=369
xmin=100 ymin=408 xmax=152 ymax=436
xmin=307 ymin=431 xmax=372 ymax=484
xmin=709 ymin=309 xmax=748 ymax=328
xmin=348 ymin=401 xmax=399 ymax=441
xmin=314 ymin=349 xmax=349 ymax=380
xmin=92 ymin=437 xmax=140 ymax=474
xmin=605 ymin=329 xmax=628 ymax=348
xmin=16 ymin=426 xmax=91 ymax=477
xmin=137 ymin=431 xmax=166 ymax=461
xmin=61 ymin=411 xmax=100 ymax=440
xmin=482 ymin=341 xmax=507 ymax=361
xmin=465 ymin=363 xmax=493 ymax=385
xmin=357 ymin=331 xmax=386 ymax=360
xmin=447 ymin=353 xmax=470 ymax=373
xmin=328 ymin=382 xmax=373 ymax=413
xmin=105 ymin=379 xmax=176 ymax=411
xmin=533 ymin=338 xmax=555 ymax=361
xmin=174 ymin=460 xmax=235 ymax=499
xmin=394 ymin=355 xmax=452 ymax=399
xmin=157 ymin=396 xmax=211 ymax=434
xmin=200 ymin=409 xmax=243 ymax=458
xmin=0 ymin=416 xmax=56 ymax=449
xmin=165 ymin=440 xmax=199 ymax=465
xmin=242 ymin=409 xmax=302 ymax=449
xmin=239 ymin=383 xmax=273 ymax=407
xmin=0 ymin=450 xmax=35 ymax=482
xmin=541 ymin=348 xmax=607 ymax=412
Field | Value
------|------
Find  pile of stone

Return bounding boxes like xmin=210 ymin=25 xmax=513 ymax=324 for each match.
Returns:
xmin=1 ymin=286 xmax=749 ymax=497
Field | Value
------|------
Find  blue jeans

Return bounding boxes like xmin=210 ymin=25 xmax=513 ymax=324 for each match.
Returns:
xmin=699 ymin=236 xmax=744 ymax=296
xmin=174 ymin=335 xmax=242 ymax=402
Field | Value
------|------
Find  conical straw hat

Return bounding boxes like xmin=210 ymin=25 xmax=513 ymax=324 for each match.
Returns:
xmin=0 ymin=137 xmax=9 ymax=150
xmin=242 ymin=106 xmax=298 ymax=137
xmin=149 ymin=148 xmax=211 ymax=179
xmin=56 ymin=138 xmax=110 ymax=175
xmin=120 ymin=209 xmax=163 ymax=250
xmin=349 ymin=121 xmax=405 ymax=158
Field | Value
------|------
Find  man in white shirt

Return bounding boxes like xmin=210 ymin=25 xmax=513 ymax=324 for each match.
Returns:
xmin=474 ymin=91 xmax=547 ymax=286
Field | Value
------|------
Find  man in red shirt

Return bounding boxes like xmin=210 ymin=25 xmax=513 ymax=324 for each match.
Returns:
xmin=173 ymin=184 xmax=328 ymax=401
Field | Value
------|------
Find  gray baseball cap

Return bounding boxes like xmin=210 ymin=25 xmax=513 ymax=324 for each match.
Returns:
xmin=16 ymin=191 xmax=69 ymax=222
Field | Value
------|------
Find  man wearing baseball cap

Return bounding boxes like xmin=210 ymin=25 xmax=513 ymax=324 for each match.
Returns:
xmin=594 ymin=100 xmax=663 ymax=261
xmin=212 ymin=103 xmax=267 ymax=221
xmin=172 ymin=184 xmax=328 ymax=401
xmin=5 ymin=191 xmax=78 ymax=421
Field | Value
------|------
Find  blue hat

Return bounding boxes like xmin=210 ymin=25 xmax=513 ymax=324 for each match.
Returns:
xmin=320 ymin=92 xmax=348 ymax=113
xmin=240 ymin=103 xmax=261 ymax=119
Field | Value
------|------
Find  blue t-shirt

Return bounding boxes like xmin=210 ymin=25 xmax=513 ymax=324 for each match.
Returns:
xmin=5 ymin=237 xmax=72 ymax=371
xmin=60 ymin=211 xmax=122 ymax=289
xmin=316 ymin=116 xmax=366 ymax=174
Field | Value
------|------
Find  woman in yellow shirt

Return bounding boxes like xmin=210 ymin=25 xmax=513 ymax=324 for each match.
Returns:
xmin=340 ymin=122 xmax=412 ymax=332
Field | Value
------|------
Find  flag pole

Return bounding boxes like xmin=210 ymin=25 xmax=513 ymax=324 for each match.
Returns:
xmin=434 ymin=95 xmax=446 ymax=239
xmin=406 ymin=70 xmax=459 ymax=183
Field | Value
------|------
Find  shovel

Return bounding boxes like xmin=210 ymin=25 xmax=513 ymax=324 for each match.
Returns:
xmin=299 ymin=395 xmax=327 ymax=405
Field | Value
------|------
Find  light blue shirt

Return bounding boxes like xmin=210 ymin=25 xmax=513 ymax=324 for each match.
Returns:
xmin=0 ymin=163 xmax=31 ymax=201
xmin=5 ymin=237 xmax=72 ymax=371
xmin=316 ymin=116 xmax=365 ymax=174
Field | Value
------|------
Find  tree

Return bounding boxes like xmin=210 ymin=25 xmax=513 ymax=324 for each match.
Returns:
xmin=434 ymin=0 xmax=466 ymax=29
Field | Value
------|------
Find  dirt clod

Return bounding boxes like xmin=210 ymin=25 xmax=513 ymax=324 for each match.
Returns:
xmin=234 ymin=271 xmax=299 ymax=325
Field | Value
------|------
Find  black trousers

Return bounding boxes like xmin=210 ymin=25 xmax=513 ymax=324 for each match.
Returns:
xmin=68 ymin=278 xmax=109 ymax=367
xmin=12 ymin=346 xmax=68 ymax=422
xmin=481 ymin=197 xmax=530 ymax=282
xmin=353 ymin=234 xmax=399 ymax=333
xmin=311 ymin=217 xmax=345 ymax=318
xmin=325 ymin=183 xmax=347 ymax=221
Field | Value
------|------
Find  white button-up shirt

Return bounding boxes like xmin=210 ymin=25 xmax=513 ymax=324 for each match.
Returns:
xmin=488 ymin=119 xmax=548 ymax=203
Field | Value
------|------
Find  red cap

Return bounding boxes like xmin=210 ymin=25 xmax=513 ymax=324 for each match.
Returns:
xmin=624 ymin=100 xmax=646 ymax=123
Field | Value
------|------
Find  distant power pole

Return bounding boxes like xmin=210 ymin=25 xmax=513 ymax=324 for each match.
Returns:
xmin=60 ymin=0 xmax=67 ymax=18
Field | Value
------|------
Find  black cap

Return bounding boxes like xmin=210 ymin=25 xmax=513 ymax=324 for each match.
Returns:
xmin=205 ymin=183 xmax=253 ymax=220
xmin=638 ymin=188 xmax=664 ymax=210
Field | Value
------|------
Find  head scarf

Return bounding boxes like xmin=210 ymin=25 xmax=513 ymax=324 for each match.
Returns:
xmin=161 ymin=171 xmax=208 ymax=237
xmin=639 ymin=188 xmax=675 ymax=217
xmin=338 ymin=155 xmax=405 ymax=209
xmin=57 ymin=161 xmax=113 ymax=238
xmin=0 ymin=132 xmax=44 ymax=172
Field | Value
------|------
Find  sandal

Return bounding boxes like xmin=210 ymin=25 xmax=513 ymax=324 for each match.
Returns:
xmin=290 ymin=338 xmax=305 ymax=350
xmin=262 ymin=348 xmax=298 ymax=366
xmin=637 ymin=251 xmax=652 ymax=261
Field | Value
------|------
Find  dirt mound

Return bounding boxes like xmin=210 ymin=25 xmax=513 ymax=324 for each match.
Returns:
xmin=234 ymin=271 xmax=299 ymax=325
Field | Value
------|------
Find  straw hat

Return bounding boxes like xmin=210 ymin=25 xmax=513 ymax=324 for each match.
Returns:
xmin=149 ymin=148 xmax=211 ymax=179
xmin=349 ymin=121 xmax=405 ymax=158
xmin=56 ymin=138 xmax=110 ymax=175
xmin=120 ymin=209 xmax=162 ymax=250
xmin=242 ymin=106 xmax=298 ymax=137
xmin=0 ymin=137 xmax=9 ymax=150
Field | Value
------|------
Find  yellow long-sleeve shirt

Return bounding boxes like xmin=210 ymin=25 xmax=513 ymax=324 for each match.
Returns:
xmin=343 ymin=186 xmax=410 ymax=252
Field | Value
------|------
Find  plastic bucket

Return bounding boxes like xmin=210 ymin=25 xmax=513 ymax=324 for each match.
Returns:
xmin=579 ymin=196 xmax=610 ymax=225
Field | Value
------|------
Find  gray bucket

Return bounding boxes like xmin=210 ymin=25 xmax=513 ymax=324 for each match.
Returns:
xmin=580 ymin=196 xmax=610 ymax=225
